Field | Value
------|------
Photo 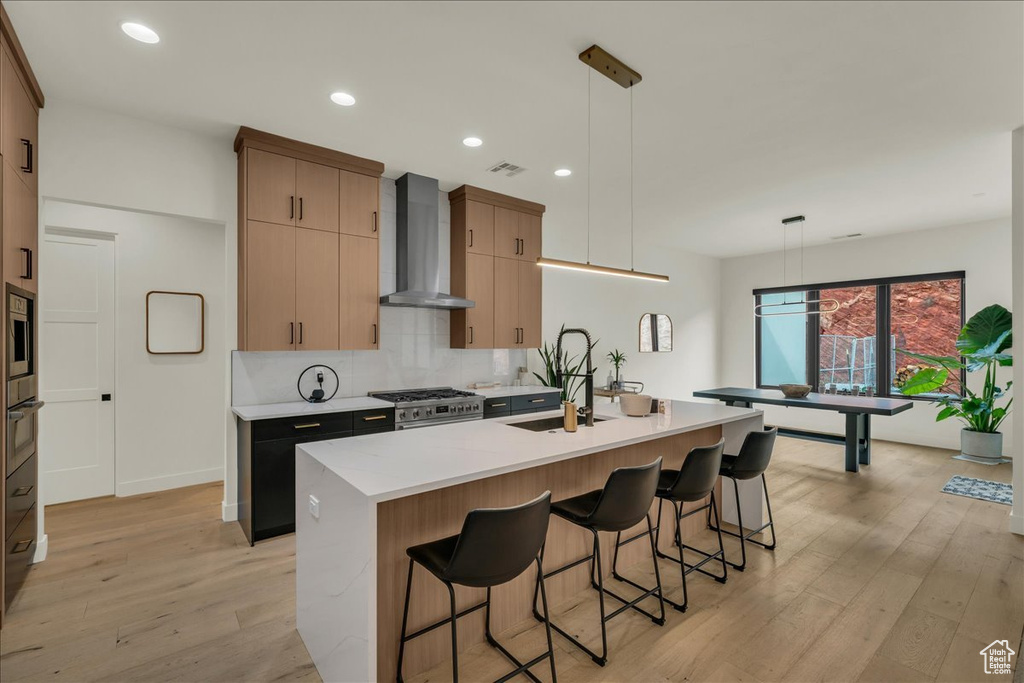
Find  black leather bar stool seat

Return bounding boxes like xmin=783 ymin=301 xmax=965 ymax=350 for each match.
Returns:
xmin=533 ymin=458 xmax=665 ymax=667
xmin=709 ymin=426 xmax=779 ymax=571
xmin=397 ymin=492 xmax=557 ymax=683
xmin=613 ymin=440 xmax=727 ymax=613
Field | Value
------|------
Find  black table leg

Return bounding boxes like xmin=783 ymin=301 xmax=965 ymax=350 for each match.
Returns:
xmin=859 ymin=414 xmax=871 ymax=465
xmin=844 ymin=414 xmax=860 ymax=473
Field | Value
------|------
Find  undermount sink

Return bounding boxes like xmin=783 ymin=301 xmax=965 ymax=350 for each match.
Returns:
xmin=509 ymin=415 xmax=609 ymax=432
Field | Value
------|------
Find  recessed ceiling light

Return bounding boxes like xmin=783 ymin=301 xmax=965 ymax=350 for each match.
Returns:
xmin=462 ymin=137 xmax=483 ymax=148
xmin=330 ymin=92 xmax=356 ymax=107
xmin=121 ymin=22 xmax=159 ymax=44
xmin=554 ymin=169 xmax=572 ymax=177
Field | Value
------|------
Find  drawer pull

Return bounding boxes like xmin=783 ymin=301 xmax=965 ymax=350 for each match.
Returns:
xmin=11 ymin=539 xmax=32 ymax=554
xmin=529 ymin=398 xmax=547 ymax=404
xmin=362 ymin=415 xmax=388 ymax=422
xmin=489 ymin=402 xmax=507 ymax=408
xmin=12 ymin=485 xmax=33 ymax=497
xmin=293 ymin=423 xmax=321 ymax=430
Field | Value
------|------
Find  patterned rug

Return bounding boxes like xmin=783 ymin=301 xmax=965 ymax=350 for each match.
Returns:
xmin=941 ymin=475 xmax=1013 ymax=506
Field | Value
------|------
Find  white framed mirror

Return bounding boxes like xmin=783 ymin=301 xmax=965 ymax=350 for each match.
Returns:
xmin=639 ymin=313 xmax=673 ymax=353
xmin=146 ymin=291 xmax=205 ymax=354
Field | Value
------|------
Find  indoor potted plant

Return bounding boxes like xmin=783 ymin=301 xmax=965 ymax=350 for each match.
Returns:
xmin=607 ymin=349 xmax=627 ymax=390
xmin=899 ymin=304 xmax=1012 ymax=463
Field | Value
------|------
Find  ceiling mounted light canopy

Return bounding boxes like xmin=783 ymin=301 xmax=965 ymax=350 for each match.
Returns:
xmin=536 ymin=44 xmax=669 ymax=284
xmin=330 ymin=92 xmax=356 ymax=106
xmin=754 ymin=215 xmax=840 ymax=318
xmin=121 ymin=22 xmax=160 ymax=44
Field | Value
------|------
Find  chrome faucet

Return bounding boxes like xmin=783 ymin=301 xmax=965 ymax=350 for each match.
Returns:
xmin=555 ymin=327 xmax=595 ymax=427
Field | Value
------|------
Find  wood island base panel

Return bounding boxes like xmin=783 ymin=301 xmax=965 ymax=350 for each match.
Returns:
xmin=294 ymin=400 xmax=763 ymax=681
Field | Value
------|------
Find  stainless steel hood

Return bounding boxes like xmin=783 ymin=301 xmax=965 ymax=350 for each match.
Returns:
xmin=380 ymin=173 xmax=475 ymax=310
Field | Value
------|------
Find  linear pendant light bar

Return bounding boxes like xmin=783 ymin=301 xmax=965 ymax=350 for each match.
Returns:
xmin=536 ymin=257 xmax=669 ymax=282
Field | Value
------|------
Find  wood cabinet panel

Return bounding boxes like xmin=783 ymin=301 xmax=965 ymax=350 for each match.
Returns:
xmin=493 ymin=207 xmax=519 ymax=259
xmin=518 ymin=212 xmax=542 ymax=263
xmin=339 ymin=234 xmax=379 ymax=349
xmin=340 ymin=170 xmax=378 ymax=238
xmin=295 ymin=228 xmax=340 ymax=350
xmin=3 ymin=163 xmax=35 ymax=293
xmin=518 ymin=260 xmax=542 ymax=348
xmin=466 ymin=201 xmax=494 ymax=256
xmin=493 ymin=257 xmax=519 ymax=348
xmin=246 ymin=221 xmax=296 ymax=351
xmin=247 ymin=150 xmax=296 ymax=226
xmin=1 ymin=48 xmax=36 ymax=194
xmin=465 ymin=253 xmax=494 ymax=348
xmin=295 ymin=160 xmax=340 ymax=233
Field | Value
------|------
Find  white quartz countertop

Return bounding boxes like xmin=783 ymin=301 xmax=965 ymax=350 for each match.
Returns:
xmin=298 ymin=400 xmax=761 ymax=502
xmin=470 ymin=385 xmax=560 ymax=398
xmin=232 ymin=397 xmax=395 ymax=421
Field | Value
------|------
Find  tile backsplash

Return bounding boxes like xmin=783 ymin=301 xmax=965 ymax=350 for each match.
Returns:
xmin=232 ymin=179 xmax=531 ymax=406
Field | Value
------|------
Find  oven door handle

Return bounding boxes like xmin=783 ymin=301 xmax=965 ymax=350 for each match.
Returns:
xmin=8 ymin=400 xmax=44 ymax=420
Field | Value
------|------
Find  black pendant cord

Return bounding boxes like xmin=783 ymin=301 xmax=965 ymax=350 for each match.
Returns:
xmin=587 ymin=68 xmax=592 ymax=266
xmin=630 ymin=86 xmax=634 ymax=272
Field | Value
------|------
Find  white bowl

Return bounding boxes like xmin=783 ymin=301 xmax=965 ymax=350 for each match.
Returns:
xmin=619 ymin=393 xmax=653 ymax=417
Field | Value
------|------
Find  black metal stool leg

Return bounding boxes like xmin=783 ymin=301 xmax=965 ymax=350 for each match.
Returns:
xmin=592 ymin=529 xmax=609 ymax=666
xmin=709 ymin=492 xmax=728 ymax=582
xmin=446 ymin=582 xmax=459 ymax=683
xmin=673 ymin=501 xmax=688 ymax=612
xmin=762 ymin=473 xmax=777 ymax=550
xmin=643 ymin=514 xmax=667 ymax=624
xmin=731 ymin=476 xmax=748 ymax=571
xmin=396 ymin=559 xmax=414 ymax=682
xmin=536 ymin=557 xmax=558 ymax=683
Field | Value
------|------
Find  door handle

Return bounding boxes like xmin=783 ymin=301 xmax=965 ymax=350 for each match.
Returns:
xmin=20 ymin=139 xmax=32 ymax=173
xmin=299 ymin=197 xmax=303 ymax=221
xmin=469 ymin=326 xmax=474 ymax=344
xmin=299 ymin=322 xmax=304 ymax=344
xmin=290 ymin=322 xmax=295 ymax=345
xmin=519 ymin=238 xmax=525 ymax=256
xmin=21 ymin=248 xmax=32 ymax=280
xmin=372 ymin=323 xmax=377 ymax=344
xmin=372 ymin=211 xmax=378 ymax=233
xmin=12 ymin=485 xmax=32 ymax=497
xmin=293 ymin=423 xmax=321 ymax=430
xmin=468 ymin=229 xmax=473 ymax=247
xmin=290 ymin=196 xmax=295 ymax=220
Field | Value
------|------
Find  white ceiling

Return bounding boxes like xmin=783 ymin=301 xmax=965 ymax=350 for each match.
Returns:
xmin=7 ymin=1 xmax=1022 ymax=260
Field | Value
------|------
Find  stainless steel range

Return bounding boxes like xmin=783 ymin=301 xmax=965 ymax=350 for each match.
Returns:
xmin=368 ymin=387 xmax=484 ymax=429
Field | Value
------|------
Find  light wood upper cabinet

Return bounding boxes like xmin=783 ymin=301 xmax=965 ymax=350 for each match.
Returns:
xmin=2 ymin=162 xmax=36 ymax=293
xmin=1 ymin=48 xmax=37 ymax=195
xmin=493 ymin=257 xmax=519 ymax=349
xmin=493 ymin=207 xmax=519 ymax=259
xmin=340 ymin=170 xmax=379 ymax=238
xmin=518 ymin=213 xmax=542 ymax=263
xmin=245 ymin=221 xmax=297 ymax=351
xmin=247 ymin=149 xmax=296 ymax=227
xmin=518 ymin=260 xmax=542 ymax=347
xmin=296 ymin=160 xmax=340 ymax=233
xmin=464 ymin=253 xmax=494 ymax=348
xmin=339 ymin=234 xmax=379 ymax=350
xmin=236 ymin=128 xmax=384 ymax=351
xmin=466 ymin=201 xmax=494 ymax=256
xmin=295 ymin=228 xmax=340 ymax=350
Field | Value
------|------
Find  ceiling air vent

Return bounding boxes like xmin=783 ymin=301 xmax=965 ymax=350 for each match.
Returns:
xmin=829 ymin=233 xmax=863 ymax=241
xmin=486 ymin=161 xmax=527 ymax=177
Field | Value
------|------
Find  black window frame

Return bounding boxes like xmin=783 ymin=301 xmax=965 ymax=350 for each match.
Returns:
xmin=754 ymin=271 xmax=966 ymax=400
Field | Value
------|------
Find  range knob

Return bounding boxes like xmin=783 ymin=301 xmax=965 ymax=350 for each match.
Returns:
xmin=412 ymin=409 xmax=420 ymax=418
xmin=426 ymin=407 xmax=434 ymax=416
xmin=398 ymin=410 xmax=407 ymax=420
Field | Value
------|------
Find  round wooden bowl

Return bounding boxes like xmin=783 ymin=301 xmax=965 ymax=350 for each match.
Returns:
xmin=779 ymin=384 xmax=812 ymax=398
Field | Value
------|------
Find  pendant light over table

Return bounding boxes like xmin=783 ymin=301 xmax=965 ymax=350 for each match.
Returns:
xmin=753 ymin=215 xmax=840 ymax=318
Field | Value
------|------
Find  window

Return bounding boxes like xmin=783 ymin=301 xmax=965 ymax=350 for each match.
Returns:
xmin=755 ymin=272 xmax=965 ymax=399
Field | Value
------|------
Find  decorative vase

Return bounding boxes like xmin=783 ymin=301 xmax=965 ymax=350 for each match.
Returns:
xmin=960 ymin=429 xmax=1004 ymax=462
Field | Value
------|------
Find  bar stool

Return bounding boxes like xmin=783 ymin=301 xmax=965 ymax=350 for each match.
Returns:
xmin=532 ymin=458 xmax=665 ymax=667
xmin=708 ymin=426 xmax=779 ymax=571
xmin=396 ymin=491 xmax=556 ymax=683
xmin=613 ymin=440 xmax=726 ymax=613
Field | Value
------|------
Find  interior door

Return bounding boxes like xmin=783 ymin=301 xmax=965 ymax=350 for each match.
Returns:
xmin=295 ymin=228 xmax=339 ymax=350
xmin=295 ymin=160 xmax=339 ymax=233
xmin=518 ymin=259 xmax=542 ymax=348
xmin=339 ymin=170 xmax=379 ymax=238
xmin=339 ymin=234 xmax=379 ymax=349
xmin=246 ymin=221 xmax=297 ymax=351
xmin=493 ymin=256 xmax=519 ymax=348
xmin=39 ymin=231 xmax=115 ymax=504
xmin=465 ymin=253 xmax=494 ymax=348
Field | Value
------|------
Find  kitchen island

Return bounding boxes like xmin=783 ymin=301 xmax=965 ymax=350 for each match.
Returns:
xmin=295 ymin=400 xmax=763 ymax=682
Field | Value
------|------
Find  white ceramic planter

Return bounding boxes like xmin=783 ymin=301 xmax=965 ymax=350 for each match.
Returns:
xmin=961 ymin=429 xmax=1003 ymax=462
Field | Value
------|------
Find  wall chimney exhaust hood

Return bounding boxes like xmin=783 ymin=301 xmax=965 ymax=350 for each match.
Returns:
xmin=380 ymin=173 xmax=475 ymax=310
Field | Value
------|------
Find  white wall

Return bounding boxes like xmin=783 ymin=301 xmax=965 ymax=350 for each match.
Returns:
xmin=39 ymin=99 xmax=238 ymax=531
xmin=42 ymin=202 xmax=226 ymax=495
xmin=719 ymin=218 xmax=1014 ymax=454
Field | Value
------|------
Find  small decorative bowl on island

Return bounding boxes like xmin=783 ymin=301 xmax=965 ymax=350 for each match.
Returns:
xmin=779 ymin=383 xmax=812 ymax=399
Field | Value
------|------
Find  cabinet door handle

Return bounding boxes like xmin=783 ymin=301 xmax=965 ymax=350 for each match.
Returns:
xmin=469 ymin=326 xmax=474 ymax=344
xmin=290 ymin=196 xmax=295 ymax=220
xmin=20 ymin=248 xmax=32 ymax=280
xmin=290 ymin=322 xmax=295 ymax=345
xmin=529 ymin=398 xmax=547 ymax=404
xmin=293 ymin=423 xmax=321 ymax=430
xmin=20 ymin=139 xmax=33 ymax=173
xmin=489 ymin=402 xmax=507 ymax=408
xmin=299 ymin=197 xmax=303 ymax=221
xmin=372 ymin=323 xmax=378 ymax=344
xmin=468 ymin=229 xmax=473 ymax=247
xmin=372 ymin=211 xmax=378 ymax=233
xmin=362 ymin=415 xmax=388 ymax=422
xmin=298 ymin=322 xmax=304 ymax=344
xmin=12 ymin=485 xmax=33 ymax=496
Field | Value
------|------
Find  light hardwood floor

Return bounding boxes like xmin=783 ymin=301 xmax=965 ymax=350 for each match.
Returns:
xmin=1 ymin=438 xmax=1021 ymax=682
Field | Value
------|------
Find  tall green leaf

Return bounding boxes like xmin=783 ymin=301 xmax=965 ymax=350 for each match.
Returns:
xmin=956 ymin=304 xmax=1012 ymax=354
